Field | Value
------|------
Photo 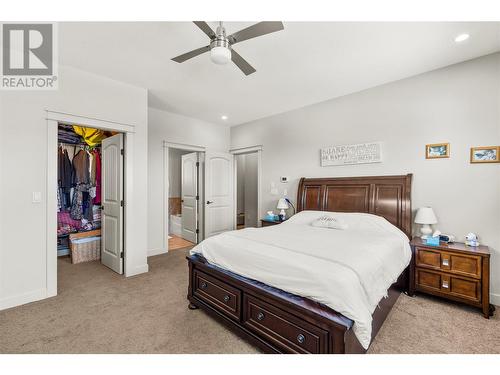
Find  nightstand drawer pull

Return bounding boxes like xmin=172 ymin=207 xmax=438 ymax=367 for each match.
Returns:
xmin=442 ymin=281 xmax=449 ymax=289
xmin=297 ymin=334 xmax=306 ymax=344
xmin=257 ymin=312 xmax=265 ymax=321
xmin=442 ymin=259 xmax=449 ymax=266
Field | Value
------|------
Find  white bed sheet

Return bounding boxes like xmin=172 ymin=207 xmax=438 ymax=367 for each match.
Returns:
xmin=190 ymin=211 xmax=411 ymax=349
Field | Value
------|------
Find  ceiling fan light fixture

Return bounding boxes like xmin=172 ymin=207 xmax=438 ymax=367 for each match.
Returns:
xmin=210 ymin=46 xmax=231 ymax=65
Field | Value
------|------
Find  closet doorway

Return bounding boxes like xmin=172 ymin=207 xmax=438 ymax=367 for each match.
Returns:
xmin=231 ymin=146 xmax=262 ymax=229
xmin=56 ymin=123 xmax=125 ymax=278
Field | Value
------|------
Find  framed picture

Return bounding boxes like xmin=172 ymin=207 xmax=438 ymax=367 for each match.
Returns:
xmin=426 ymin=143 xmax=450 ymax=159
xmin=470 ymin=146 xmax=500 ymax=163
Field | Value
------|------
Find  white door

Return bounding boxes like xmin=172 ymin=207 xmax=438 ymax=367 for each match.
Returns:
xmin=205 ymin=151 xmax=234 ymax=238
xmin=181 ymin=152 xmax=198 ymax=243
xmin=101 ymin=133 xmax=124 ymax=274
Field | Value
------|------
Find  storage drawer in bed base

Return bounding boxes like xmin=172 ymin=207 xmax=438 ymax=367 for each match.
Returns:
xmin=187 ymin=255 xmax=405 ymax=354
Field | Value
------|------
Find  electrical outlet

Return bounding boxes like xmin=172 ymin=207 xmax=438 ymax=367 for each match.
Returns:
xmin=280 ymin=176 xmax=289 ymax=183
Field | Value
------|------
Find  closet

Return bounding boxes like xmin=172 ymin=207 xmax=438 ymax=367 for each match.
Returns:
xmin=57 ymin=124 xmax=124 ymax=274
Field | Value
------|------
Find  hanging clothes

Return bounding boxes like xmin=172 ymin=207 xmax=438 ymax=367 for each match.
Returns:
xmin=72 ymin=149 xmax=90 ymax=185
xmin=58 ymin=148 xmax=73 ymax=210
xmin=72 ymin=125 xmax=107 ymax=147
xmin=93 ymin=149 xmax=102 ymax=205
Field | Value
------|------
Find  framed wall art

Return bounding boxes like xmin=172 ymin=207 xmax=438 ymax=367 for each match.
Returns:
xmin=426 ymin=143 xmax=450 ymax=159
xmin=470 ymin=146 xmax=500 ymax=163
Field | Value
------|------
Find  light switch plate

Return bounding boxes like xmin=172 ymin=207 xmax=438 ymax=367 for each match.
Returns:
xmin=32 ymin=191 xmax=42 ymax=203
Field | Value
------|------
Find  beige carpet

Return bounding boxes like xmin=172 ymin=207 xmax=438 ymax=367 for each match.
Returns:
xmin=0 ymin=248 xmax=498 ymax=354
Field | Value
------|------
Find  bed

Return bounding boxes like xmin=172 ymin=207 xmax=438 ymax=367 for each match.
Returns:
xmin=186 ymin=174 xmax=412 ymax=354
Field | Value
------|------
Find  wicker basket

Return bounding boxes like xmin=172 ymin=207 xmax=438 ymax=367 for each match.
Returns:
xmin=70 ymin=235 xmax=101 ymax=264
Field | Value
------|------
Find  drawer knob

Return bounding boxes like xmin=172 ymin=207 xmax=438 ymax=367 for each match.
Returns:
xmin=442 ymin=259 xmax=449 ymax=266
xmin=442 ymin=281 xmax=449 ymax=289
xmin=297 ymin=334 xmax=305 ymax=344
xmin=223 ymin=295 xmax=230 ymax=303
xmin=257 ymin=312 xmax=265 ymax=321
xmin=200 ymin=282 xmax=208 ymax=289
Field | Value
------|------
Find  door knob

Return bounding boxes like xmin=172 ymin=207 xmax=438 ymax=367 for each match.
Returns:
xmin=206 ymin=200 xmax=214 ymax=205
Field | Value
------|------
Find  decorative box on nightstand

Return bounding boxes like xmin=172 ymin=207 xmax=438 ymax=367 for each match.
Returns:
xmin=409 ymin=238 xmax=494 ymax=318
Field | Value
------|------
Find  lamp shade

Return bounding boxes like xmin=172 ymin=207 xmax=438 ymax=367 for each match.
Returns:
xmin=277 ymin=198 xmax=289 ymax=210
xmin=415 ymin=207 xmax=437 ymax=224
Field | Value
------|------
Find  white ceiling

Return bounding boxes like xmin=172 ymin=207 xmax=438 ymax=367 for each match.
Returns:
xmin=59 ymin=22 xmax=500 ymax=126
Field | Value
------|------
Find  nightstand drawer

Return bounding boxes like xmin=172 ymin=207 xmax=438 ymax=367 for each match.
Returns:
xmin=415 ymin=247 xmax=482 ymax=279
xmin=415 ymin=268 xmax=481 ymax=303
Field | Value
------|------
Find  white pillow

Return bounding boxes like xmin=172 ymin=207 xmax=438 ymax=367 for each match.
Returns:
xmin=311 ymin=215 xmax=348 ymax=230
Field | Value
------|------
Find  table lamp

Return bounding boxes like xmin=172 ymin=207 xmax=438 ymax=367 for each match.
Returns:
xmin=415 ymin=207 xmax=437 ymax=239
xmin=277 ymin=198 xmax=289 ymax=221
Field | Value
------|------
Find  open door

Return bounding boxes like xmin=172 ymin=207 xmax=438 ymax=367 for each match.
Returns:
xmin=181 ymin=152 xmax=198 ymax=243
xmin=205 ymin=151 xmax=234 ymax=238
xmin=101 ymin=133 xmax=124 ymax=274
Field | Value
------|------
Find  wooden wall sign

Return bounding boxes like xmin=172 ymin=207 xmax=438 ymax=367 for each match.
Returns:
xmin=320 ymin=142 xmax=382 ymax=166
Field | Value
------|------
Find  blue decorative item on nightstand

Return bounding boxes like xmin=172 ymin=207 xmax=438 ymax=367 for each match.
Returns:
xmin=265 ymin=211 xmax=276 ymax=221
xmin=425 ymin=236 xmax=440 ymax=246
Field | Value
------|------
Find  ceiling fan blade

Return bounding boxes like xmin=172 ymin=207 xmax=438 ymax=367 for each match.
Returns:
xmin=193 ymin=21 xmax=216 ymax=39
xmin=172 ymin=45 xmax=210 ymax=63
xmin=231 ymin=49 xmax=256 ymax=76
xmin=228 ymin=21 xmax=284 ymax=45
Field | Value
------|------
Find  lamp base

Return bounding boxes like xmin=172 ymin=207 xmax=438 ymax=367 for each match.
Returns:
xmin=420 ymin=224 xmax=433 ymax=239
xmin=279 ymin=209 xmax=286 ymax=221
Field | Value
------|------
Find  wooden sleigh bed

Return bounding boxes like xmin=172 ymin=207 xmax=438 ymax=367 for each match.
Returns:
xmin=187 ymin=174 xmax=412 ymax=354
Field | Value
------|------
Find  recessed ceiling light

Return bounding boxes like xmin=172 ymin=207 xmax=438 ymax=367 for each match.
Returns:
xmin=221 ymin=115 xmax=228 ymax=120
xmin=455 ymin=33 xmax=470 ymax=43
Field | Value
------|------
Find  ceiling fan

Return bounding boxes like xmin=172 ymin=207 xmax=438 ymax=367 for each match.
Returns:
xmin=172 ymin=21 xmax=284 ymax=75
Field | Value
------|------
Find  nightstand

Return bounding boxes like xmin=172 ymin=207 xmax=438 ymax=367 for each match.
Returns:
xmin=260 ymin=218 xmax=287 ymax=227
xmin=409 ymin=238 xmax=494 ymax=318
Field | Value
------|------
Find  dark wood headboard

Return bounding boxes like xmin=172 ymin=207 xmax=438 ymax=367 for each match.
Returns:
xmin=296 ymin=174 xmax=412 ymax=238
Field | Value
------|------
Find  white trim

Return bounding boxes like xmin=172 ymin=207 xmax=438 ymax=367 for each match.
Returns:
xmin=0 ymin=289 xmax=48 ymax=311
xmin=46 ymin=110 xmax=136 ymax=133
xmin=163 ymin=141 xmax=206 ymax=152
xmin=160 ymin=141 xmax=207 ymax=257
xmin=491 ymin=293 xmax=500 ymax=306
xmin=230 ymin=145 xmax=263 ymax=154
xmin=46 ymin=111 xmax=140 ymax=300
xmin=46 ymin=120 xmax=58 ymax=297
xmin=148 ymin=248 xmax=168 ymax=257
xmin=162 ymin=143 xmax=169 ymax=254
xmin=127 ymin=264 xmax=150 ymax=277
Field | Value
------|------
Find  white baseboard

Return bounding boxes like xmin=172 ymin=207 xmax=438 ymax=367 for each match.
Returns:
xmin=147 ymin=248 xmax=168 ymax=257
xmin=0 ymin=289 xmax=48 ymax=311
xmin=490 ymin=293 xmax=500 ymax=306
xmin=126 ymin=263 xmax=149 ymax=277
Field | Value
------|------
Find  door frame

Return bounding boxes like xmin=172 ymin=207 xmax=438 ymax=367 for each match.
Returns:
xmin=46 ymin=110 xmax=136 ymax=297
xmin=230 ymin=145 xmax=262 ymax=228
xmin=162 ymin=141 xmax=206 ymax=255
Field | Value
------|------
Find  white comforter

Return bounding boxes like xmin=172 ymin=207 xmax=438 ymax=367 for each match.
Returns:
xmin=190 ymin=211 xmax=411 ymax=349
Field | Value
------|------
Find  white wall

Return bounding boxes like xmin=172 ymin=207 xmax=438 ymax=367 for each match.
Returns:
xmin=148 ymin=107 xmax=230 ymax=255
xmin=168 ymin=148 xmax=190 ymax=197
xmin=231 ymin=53 xmax=500 ymax=304
xmin=0 ymin=65 xmax=149 ymax=310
